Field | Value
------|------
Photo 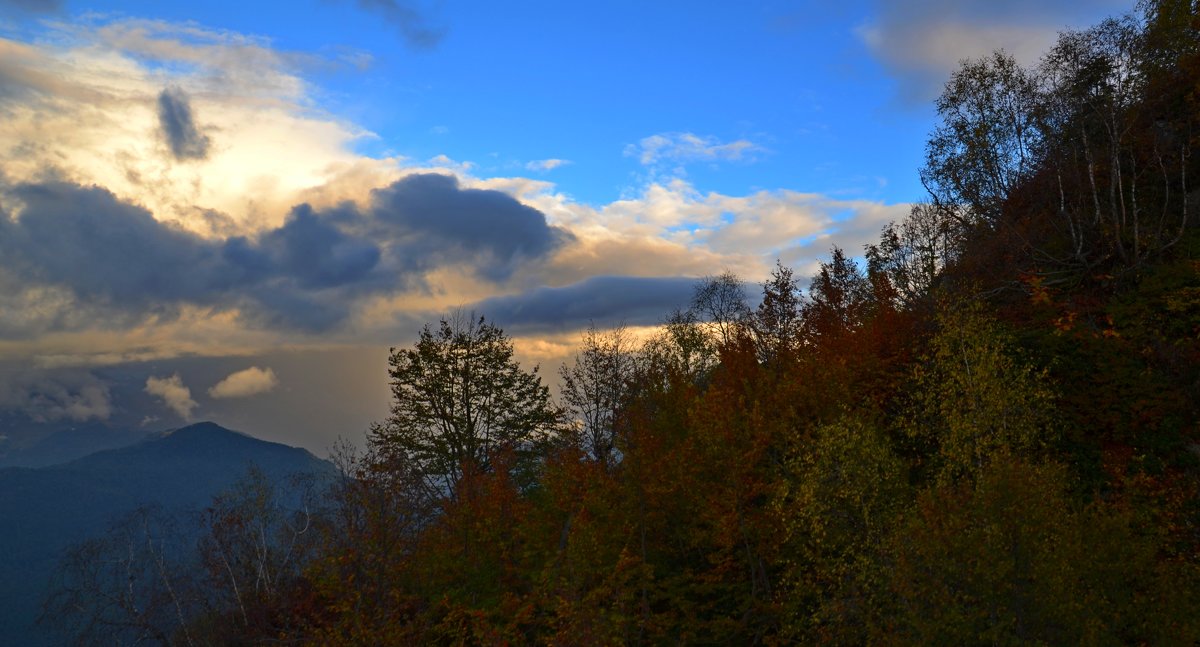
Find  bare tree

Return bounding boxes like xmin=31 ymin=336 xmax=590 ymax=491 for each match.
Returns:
xmin=42 ymin=506 xmax=200 ymax=646
xmin=690 ymin=271 xmax=752 ymax=348
xmin=560 ymin=323 xmax=635 ymax=469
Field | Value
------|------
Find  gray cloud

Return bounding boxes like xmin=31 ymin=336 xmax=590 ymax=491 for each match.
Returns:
xmin=862 ymin=0 xmax=1127 ymax=104
xmin=370 ymin=173 xmax=573 ymax=281
xmin=157 ymin=86 xmax=211 ymax=161
xmin=352 ymin=0 xmax=444 ymax=49
xmin=0 ymin=174 xmax=571 ymax=334
xmin=0 ymin=371 xmax=111 ymax=423
xmin=468 ymin=276 xmax=700 ymax=334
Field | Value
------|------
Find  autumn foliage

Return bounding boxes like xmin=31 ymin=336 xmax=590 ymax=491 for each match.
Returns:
xmin=47 ymin=2 xmax=1200 ymax=644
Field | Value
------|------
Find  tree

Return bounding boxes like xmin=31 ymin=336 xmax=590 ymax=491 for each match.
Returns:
xmin=369 ymin=312 xmax=560 ymax=499
xmin=191 ymin=467 xmax=320 ymax=642
xmin=560 ymin=322 xmax=635 ymax=469
xmin=865 ymin=203 xmax=960 ymax=309
xmin=690 ymin=271 xmax=751 ymax=348
xmin=750 ymin=260 xmax=804 ymax=363
xmin=906 ymin=302 xmax=1058 ymax=481
xmin=803 ymin=247 xmax=873 ymax=343
xmin=42 ymin=506 xmax=201 ymax=646
xmin=923 ymin=50 xmax=1041 ymax=225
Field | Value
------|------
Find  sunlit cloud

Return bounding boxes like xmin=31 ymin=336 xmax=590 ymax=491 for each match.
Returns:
xmin=208 ymin=366 xmax=278 ymax=399
xmin=144 ymin=373 xmax=196 ymax=420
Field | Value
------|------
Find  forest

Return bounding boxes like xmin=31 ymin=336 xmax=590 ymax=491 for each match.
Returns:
xmin=43 ymin=0 xmax=1200 ymax=644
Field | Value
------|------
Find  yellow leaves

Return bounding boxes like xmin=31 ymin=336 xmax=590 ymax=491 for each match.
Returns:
xmin=907 ymin=302 xmax=1058 ymax=483
xmin=1025 ymin=273 xmax=1053 ymax=305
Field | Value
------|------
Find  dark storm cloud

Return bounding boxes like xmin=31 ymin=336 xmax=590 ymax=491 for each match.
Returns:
xmin=157 ymin=87 xmax=211 ymax=161
xmin=352 ymin=0 xmax=444 ymax=49
xmin=0 ymin=174 xmax=570 ymax=334
xmin=470 ymin=276 xmax=699 ymax=334
xmin=0 ymin=182 xmax=232 ymax=310
xmin=370 ymin=173 xmax=573 ymax=280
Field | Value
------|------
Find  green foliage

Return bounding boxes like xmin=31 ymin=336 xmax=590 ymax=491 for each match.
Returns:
xmin=774 ymin=415 xmax=909 ymax=642
xmin=907 ymin=302 xmax=1058 ymax=481
xmin=883 ymin=457 xmax=1200 ymax=645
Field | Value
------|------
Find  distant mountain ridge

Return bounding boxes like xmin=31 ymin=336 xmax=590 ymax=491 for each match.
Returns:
xmin=0 ymin=420 xmax=149 ymax=468
xmin=0 ymin=421 xmax=335 ymax=646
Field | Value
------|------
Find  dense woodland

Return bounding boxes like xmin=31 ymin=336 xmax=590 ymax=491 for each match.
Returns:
xmin=45 ymin=1 xmax=1200 ymax=644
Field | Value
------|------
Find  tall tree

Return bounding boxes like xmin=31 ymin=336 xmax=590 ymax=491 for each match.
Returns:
xmin=369 ymin=313 xmax=560 ymax=499
xmin=923 ymin=51 xmax=1041 ymax=225
xmin=560 ymin=323 xmax=635 ymax=469
xmin=750 ymin=260 xmax=804 ymax=363
xmin=803 ymin=247 xmax=873 ymax=343
xmin=865 ymin=203 xmax=960 ymax=308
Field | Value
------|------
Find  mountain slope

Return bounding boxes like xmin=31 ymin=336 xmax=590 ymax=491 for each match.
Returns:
xmin=0 ymin=421 xmax=335 ymax=646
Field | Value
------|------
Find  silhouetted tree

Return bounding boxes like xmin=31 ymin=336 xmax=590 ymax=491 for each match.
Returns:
xmin=369 ymin=312 xmax=561 ymax=499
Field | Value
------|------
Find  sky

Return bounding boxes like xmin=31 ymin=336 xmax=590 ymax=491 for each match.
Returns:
xmin=0 ymin=0 xmax=1127 ymax=454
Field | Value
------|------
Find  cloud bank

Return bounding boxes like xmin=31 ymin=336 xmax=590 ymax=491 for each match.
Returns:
xmin=0 ymin=15 xmax=909 ymax=374
xmin=0 ymin=174 xmax=572 ymax=334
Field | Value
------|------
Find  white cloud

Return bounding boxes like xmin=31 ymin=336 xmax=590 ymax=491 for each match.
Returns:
xmin=208 ymin=366 xmax=279 ymax=399
xmin=525 ymin=158 xmax=570 ymax=172
xmin=145 ymin=374 xmax=197 ymax=420
xmin=625 ymin=132 xmax=763 ymax=167
xmin=0 ymin=19 xmax=379 ymax=236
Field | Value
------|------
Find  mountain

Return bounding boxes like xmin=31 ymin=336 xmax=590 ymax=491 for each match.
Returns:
xmin=0 ymin=421 xmax=149 ymax=468
xmin=0 ymin=421 xmax=335 ymax=646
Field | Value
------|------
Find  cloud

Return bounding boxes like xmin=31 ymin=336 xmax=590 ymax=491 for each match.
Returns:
xmin=351 ymin=0 xmax=444 ymax=49
xmin=144 ymin=374 xmax=196 ymax=420
xmin=0 ymin=371 xmax=111 ymax=422
xmin=860 ymin=0 xmax=1127 ymax=104
xmin=208 ymin=366 xmax=278 ymax=399
xmin=469 ymin=276 xmax=700 ymax=334
xmin=0 ymin=14 xmax=915 ymax=376
xmin=626 ymin=132 xmax=763 ymax=167
xmin=0 ymin=18 xmax=372 ymax=235
xmin=525 ymin=159 xmax=570 ymax=172
xmin=157 ymin=86 xmax=211 ymax=161
xmin=0 ymin=174 xmax=571 ymax=334
xmin=369 ymin=173 xmax=574 ymax=279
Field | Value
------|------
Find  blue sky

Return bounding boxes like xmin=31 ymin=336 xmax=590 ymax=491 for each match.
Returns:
xmin=0 ymin=0 xmax=1127 ymax=451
